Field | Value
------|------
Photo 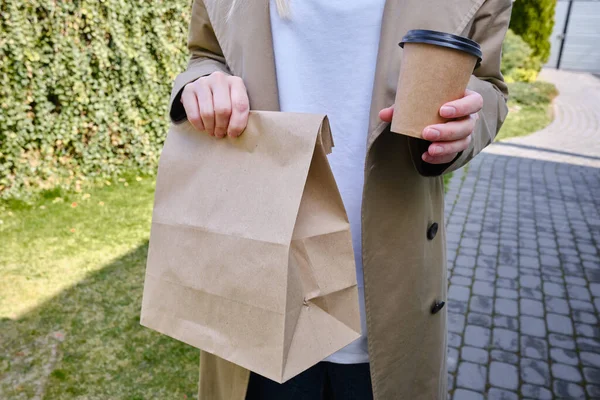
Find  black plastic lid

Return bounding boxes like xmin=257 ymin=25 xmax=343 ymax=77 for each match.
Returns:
xmin=400 ymin=29 xmax=482 ymax=68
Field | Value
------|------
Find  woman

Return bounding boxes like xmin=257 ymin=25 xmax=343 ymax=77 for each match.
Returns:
xmin=169 ymin=0 xmax=511 ymax=399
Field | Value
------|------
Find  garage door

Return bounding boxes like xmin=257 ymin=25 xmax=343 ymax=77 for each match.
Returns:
xmin=547 ymin=0 xmax=600 ymax=73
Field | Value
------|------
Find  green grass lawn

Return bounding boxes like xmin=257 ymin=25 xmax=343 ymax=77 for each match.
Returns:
xmin=496 ymin=80 xmax=558 ymax=141
xmin=0 ymin=177 xmax=199 ymax=399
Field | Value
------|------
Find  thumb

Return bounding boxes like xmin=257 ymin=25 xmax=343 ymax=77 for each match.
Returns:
xmin=379 ymin=105 xmax=394 ymax=122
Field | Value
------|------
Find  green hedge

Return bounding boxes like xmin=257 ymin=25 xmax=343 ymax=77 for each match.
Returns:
xmin=501 ymin=30 xmax=542 ymax=83
xmin=510 ymin=0 xmax=557 ymax=64
xmin=0 ymin=1 xmax=190 ymax=198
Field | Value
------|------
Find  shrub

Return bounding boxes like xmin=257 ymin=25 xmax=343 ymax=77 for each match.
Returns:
xmin=0 ymin=1 xmax=190 ymax=198
xmin=502 ymin=30 xmax=541 ymax=83
xmin=509 ymin=0 xmax=557 ymax=64
xmin=507 ymin=81 xmax=558 ymax=106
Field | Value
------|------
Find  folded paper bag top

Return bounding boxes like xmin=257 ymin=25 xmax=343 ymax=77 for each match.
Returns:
xmin=391 ymin=29 xmax=483 ymax=139
xmin=140 ymin=111 xmax=361 ymax=383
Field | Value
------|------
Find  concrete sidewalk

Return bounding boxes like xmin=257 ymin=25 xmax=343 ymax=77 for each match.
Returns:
xmin=445 ymin=70 xmax=600 ymax=399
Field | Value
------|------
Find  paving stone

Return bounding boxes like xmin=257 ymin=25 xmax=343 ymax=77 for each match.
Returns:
xmin=449 ymin=300 xmax=468 ymax=315
xmin=472 ymin=281 xmax=494 ymax=297
xmin=496 ymin=278 xmax=517 ymax=290
xmin=448 ymin=347 xmax=459 ymax=373
xmin=489 ymin=362 xmax=518 ymax=390
xmin=546 ymin=313 xmax=574 ymax=335
xmin=448 ymin=332 xmax=462 ymax=348
xmin=520 ymin=255 xmax=539 ymax=269
xmin=469 ymin=295 xmax=493 ymax=314
xmin=577 ymin=337 xmax=600 ymax=352
xmin=490 ymin=349 xmax=518 ymax=365
xmin=553 ymin=381 xmax=586 ymax=398
xmin=520 ymin=298 xmax=544 ymax=317
xmin=521 ymin=358 xmax=550 ymax=386
xmin=454 ymin=267 xmax=475 ymax=277
xmin=587 ymin=385 xmax=600 ymax=398
xmin=565 ymin=276 xmax=587 ymax=286
xmin=573 ymin=311 xmax=598 ymax=326
xmin=590 ymin=283 xmax=600 ymax=296
xmin=520 ymin=384 xmax=552 ymax=400
xmin=464 ymin=325 xmax=490 ymax=348
xmin=449 ymin=285 xmax=471 ymax=302
xmin=477 ymin=255 xmax=497 ymax=269
xmin=451 ymin=275 xmax=473 ymax=286
xmin=487 ymin=388 xmax=517 ymax=400
xmin=461 ymin=346 xmax=488 ymax=364
xmin=520 ymin=316 xmax=546 ymax=337
xmin=495 ymin=298 xmax=518 ymax=317
xmin=542 ymin=274 xmax=563 ymax=284
xmin=540 ymin=254 xmax=560 ymax=267
xmin=584 ymin=367 xmax=600 ymax=384
xmin=552 ymin=363 xmax=583 ymax=382
xmin=456 ymin=255 xmax=477 ymax=269
xmin=474 ymin=268 xmax=496 ymax=282
xmin=575 ymin=323 xmax=600 ymax=338
xmin=492 ymin=328 xmax=518 ymax=352
xmin=520 ymin=275 xmax=541 ymax=290
xmin=549 ymin=333 xmax=576 ymax=350
xmin=550 ymin=348 xmax=579 ymax=366
xmin=448 ymin=313 xmax=466 ymax=334
xmin=494 ymin=315 xmax=518 ymax=331
xmin=497 ymin=266 xmax=518 ymax=279
xmin=581 ymin=352 xmax=600 ymax=368
xmin=453 ymin=388 xmax=484 ymax=400
xmin=496 ymin=288 xmax=518 ymax=299
xmin=521 ymin=335 xmax=548 ymax=360
xmin=456 ymin=362 xmax=487 ymax=391
xmin=543 ymin=282 xmax=566 ymax=298
xmin=569 ymin=299 xmax=594 ymax=312
xmin=567 ymin=284 xmax=592 ymax=301
xmin=467 ymin=312 xmax=492 ymax=328
xmin=545 ymin=296 xmax=570 ymax=315
xmin=520 ymin=288 xmax=543 ymax=300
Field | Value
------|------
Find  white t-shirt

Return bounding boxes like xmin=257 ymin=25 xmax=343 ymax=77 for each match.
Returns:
xmin=270 ymin=0 xmax=385 ymax=364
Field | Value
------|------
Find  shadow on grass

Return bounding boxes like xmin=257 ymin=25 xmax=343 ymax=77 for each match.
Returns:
xmin=1 ymin=242 xmax=199 ymax=399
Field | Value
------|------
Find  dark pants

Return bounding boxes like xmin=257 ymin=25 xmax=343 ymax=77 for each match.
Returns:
xmin=245 ymin=362 xmax=373 ymax=400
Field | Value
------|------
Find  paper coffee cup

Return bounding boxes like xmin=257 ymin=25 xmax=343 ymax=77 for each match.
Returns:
xmin=390 ymin=30 xmax=482 ymax=139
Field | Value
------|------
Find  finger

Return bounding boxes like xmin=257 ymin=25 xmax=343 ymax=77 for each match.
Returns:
xmin=195 ymin=81 xmax=215 ymax=136
xmin=378 ymin=105 xmax=394 ymax=122
xmin=422 ymin=115 xmax=476 ymax=142
xmin=181 ymin=88 xmax=205 ymax=133
xmin=440 ymin=89 xmax=483 ymax=118
xmin=227 ymin=77 xmax=250 ymax=137
xmin=427 ymin=134 xmax=472 ymax=157
xmin=422 ymin=152 xmax=457 ymax=165
xmin=210 ymin=75 xmax=232 ymax=139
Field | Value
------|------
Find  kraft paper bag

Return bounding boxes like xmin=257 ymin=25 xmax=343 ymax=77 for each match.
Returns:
xmin=140 ymin=111 xmax=361 ymax=383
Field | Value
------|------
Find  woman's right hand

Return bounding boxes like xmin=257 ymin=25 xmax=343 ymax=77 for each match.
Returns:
xmin=181 ymin=71 xmax=250 ymax=138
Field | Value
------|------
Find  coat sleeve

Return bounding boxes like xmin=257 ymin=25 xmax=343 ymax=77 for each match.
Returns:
xmin=169 ymin=0 xmax=231 ymax=123
xmin=409 ymin=0 xmax=512 ymax=176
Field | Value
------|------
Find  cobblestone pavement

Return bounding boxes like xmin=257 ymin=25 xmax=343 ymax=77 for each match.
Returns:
xmin=444 ymin=69 xmax=600 ymax=399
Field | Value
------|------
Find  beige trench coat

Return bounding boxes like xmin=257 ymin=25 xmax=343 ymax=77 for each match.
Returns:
xmin=168 ymin=0 xmax=512 ymax=398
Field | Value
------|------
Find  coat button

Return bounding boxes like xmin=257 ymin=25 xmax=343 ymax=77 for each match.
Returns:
xmin=427 ymin=222 xmax=439 ymax=240
xmin=431 ymin=301 xmax=445 ymax=314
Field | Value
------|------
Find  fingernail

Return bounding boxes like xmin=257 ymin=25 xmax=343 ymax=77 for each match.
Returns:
xmin=425 ymin=128 xmax=440 ymax=140
xmin=440 ymin=106 xmax=456 ymax=117
xmin=431 ymin=145 xmax=443 ymax=155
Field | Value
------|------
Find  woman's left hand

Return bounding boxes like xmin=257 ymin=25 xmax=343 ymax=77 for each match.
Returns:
xmin=379 ymin=89 xmax=484 ymax=165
